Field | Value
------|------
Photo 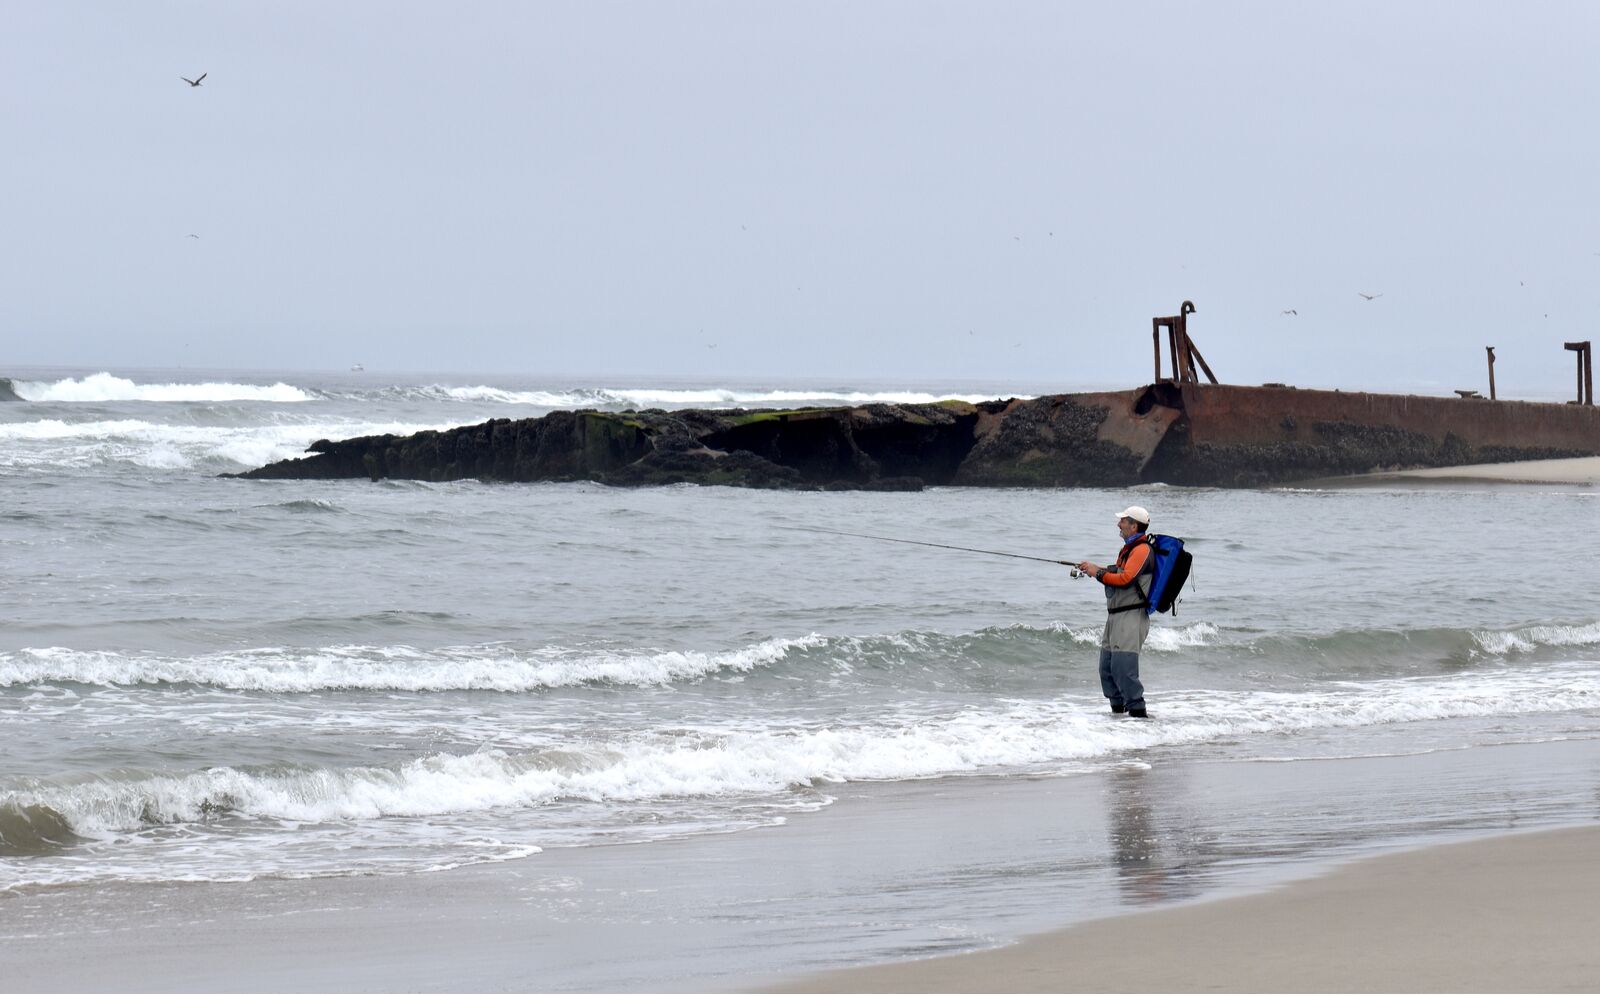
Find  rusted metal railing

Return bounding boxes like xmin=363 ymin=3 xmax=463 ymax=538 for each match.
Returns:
xmin=1151 ymin=300 xmax=1218 ymax=385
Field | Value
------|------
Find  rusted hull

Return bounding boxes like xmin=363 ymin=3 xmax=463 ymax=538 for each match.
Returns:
xmin=1179 ymin=384 xmax=1600 ymax=450
xmin=231 ymin=384 xmax=1600 ymax=490
xmin=1142 ymin=384 xmax=1600 ymax=486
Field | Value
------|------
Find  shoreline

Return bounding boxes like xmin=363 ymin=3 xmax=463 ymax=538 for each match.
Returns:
xmin=1325 ymin=454 xmax=1600 ymax=487
xmin=769 ymin=823 xmax=1600 ymax=993
xmin=6 ymin=740 xmax=1600 ymax=992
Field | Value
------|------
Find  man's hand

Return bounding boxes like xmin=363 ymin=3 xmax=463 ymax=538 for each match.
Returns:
xmin=1076 ymin=561 xmax=1101 ymax=576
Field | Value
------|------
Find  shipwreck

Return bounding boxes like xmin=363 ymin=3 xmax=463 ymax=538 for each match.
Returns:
xmin=232 ymin=303 xmax=1599 ymax=491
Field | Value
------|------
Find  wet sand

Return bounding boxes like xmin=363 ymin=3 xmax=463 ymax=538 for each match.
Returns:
xmin=1349 ymin=455 xmax=1600 ymax=486
xmin=775 ymin=824 xmax=1600 ymax=993
xmin=5 ymin=741 xmax=1600 ymax=992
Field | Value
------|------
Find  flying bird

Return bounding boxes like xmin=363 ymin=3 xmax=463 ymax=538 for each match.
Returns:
xmin=1357 ymin=292 xmax=1382 ymax=301
xmin=1281 ymin=309 xmax=1298 ymax=316
xmin=181 ymin=73 xmax=207 ymax=87
xmin=186 ymin=234 xmax=199 ymax=239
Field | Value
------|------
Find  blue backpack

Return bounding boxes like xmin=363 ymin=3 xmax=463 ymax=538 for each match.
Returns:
xmin=1138 ymin=534 xmax=1192 ymax=616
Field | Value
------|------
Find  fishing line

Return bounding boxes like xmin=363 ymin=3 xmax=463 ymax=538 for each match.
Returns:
xmin=784 ymin=525 xmax=1088 ymax=575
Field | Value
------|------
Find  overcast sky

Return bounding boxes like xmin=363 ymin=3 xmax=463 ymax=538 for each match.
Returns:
xmin=4 ymin=1 xmax=1597 ymax=394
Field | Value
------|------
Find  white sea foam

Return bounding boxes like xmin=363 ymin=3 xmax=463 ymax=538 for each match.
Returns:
xmin=8 ymin=661 xmax=1598 ymax=839
xmin=2 ymin=636 xmax=827 ymax=692
xmin=1472 ymin=622 xmax=1600 ymax=656
xmin=1049 ymin=620 xmax=1221 ymax=651
xmin=0 ymin=419 xmax=453 ymax=470
xmin=10 ymin=373 xmax=312 ymax=403
xmin=359 ymin=384 xmax=1015 ymax=408
xmin=1144 ymin=622 xmax=1221 ymax=650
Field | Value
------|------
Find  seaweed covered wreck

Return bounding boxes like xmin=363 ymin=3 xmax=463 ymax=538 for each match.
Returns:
xmin=232 ymin=304 xmax=1600 ymax=491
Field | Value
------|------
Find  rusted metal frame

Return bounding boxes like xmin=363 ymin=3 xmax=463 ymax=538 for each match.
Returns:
xmin=1176 ymin=301 xmax=1200 ymax=384
xmin=1152 ymin=302 xmax=1210 ymax=385
xmin=1565 ymin=341 xmax=1594 ymax=405
xmin=1174 ymin=321 xmax=1195 ymax=382
xmin=1151 ymin=320 xmax=1162 ymax=383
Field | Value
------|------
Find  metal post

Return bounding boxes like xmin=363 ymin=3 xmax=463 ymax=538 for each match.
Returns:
xmin=1587 ymin=342 xmax=1594 ymax=405
xmin=1565 ymin=341 xmax=1592 ymax=405
xmin=1151 ymin=320 xmax=1162 ymax=383
xmin=1176 ymin=301 xmax=1196 ymax=383
xmin=1486 ymin=346 xmax=1496 ymax=400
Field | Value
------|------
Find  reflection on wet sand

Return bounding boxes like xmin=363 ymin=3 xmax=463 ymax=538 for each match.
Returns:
xmin=1104 ymin=763 xmax=1227 ymax=907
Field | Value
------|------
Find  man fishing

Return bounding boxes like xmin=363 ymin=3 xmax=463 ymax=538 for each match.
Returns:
xmin=1075 ymin=506 xmax=1154 ymax=718
xmin=792 ymin=510 xmax=1186 ymax=719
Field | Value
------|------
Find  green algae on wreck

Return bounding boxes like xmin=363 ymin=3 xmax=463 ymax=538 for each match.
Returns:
xmin=227 ymin=384 xmax=1600 ymax=490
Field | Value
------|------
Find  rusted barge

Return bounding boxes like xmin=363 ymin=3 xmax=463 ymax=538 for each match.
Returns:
xmin=232 ymin=303 xmax=1599 ymax=490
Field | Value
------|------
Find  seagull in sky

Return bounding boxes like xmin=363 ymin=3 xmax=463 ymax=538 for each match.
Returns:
xmin=1357 ymin=292 xmax=1383 ymax=300
xmin=1281 ymin=309 xmax=1298 ymax=316
xmin=186 ymin=233 xmax=200 ymax=239
xmin=181 ymin=73 xmax=207 ymax=87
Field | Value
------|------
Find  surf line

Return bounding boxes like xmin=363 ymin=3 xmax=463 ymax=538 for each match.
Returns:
xmin=784 ymin=525 xmax=1085 ymax=573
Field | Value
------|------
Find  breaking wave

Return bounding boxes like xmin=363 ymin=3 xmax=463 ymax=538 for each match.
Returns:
xmin=326 ymin=384 xmax=1016 ymax=409
xmin=1470 ymin=622 xmax=1600 ymax=655
xmin=6 ymin=661 xmax=1597 ymax=843
xmin=6 ymin=373 xmax=312 ymax=404
xmin=1055 ymin=619 xmax=1600 ymax=664
xmin=1 ymin=636 xmax=827 ymax=692
xmin=1 ymin=373 xmax=1015 ymax=410
xmin=7 ymin=621 xmax=1597 ymax=694
xmin=0 ymin=801 xmax=83 ymax=855
xmin=0 ymin=419 xmax=452 ymax=471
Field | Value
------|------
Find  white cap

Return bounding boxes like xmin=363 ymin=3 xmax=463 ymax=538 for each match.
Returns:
xmin=1116 ymin=505 xmax=1151 ymax=525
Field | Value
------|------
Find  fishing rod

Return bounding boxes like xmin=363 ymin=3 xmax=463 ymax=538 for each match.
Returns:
xmin=785 ymin=525 xmax=1091 ymax=576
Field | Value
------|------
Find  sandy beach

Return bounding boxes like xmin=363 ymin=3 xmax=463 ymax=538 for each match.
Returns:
xmin=1342 ymin=455 xmax=1600 ymax=486
xmin=776 ymin=824 xmax=1600 ymax=993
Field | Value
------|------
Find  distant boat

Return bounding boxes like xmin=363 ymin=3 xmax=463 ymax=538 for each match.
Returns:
xmin=350 ymin=364 xmax=364 ymax=372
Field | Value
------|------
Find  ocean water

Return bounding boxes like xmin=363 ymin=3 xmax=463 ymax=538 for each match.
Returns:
xmin=3 ymin=366 xmax=1599 ymax=906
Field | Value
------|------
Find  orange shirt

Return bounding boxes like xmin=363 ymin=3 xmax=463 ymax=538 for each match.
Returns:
xmin=1099 ymin=540 xmax=1151 ymax=588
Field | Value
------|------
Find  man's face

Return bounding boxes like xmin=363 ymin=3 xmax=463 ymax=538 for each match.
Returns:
xmin=1118 ymin=517 xmax=1139 ymax=539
